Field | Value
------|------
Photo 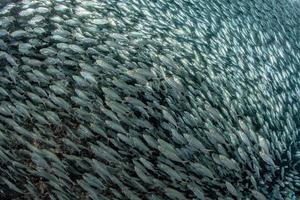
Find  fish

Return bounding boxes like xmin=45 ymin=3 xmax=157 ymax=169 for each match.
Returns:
xmin=225 ymin=181 xmax=239 ymax=198
xmin=0 ymin=0 xmax=299 ymax=199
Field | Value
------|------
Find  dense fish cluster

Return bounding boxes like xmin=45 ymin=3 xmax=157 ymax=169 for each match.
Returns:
xmin=0 ymin=0 xmax=300 ymax=199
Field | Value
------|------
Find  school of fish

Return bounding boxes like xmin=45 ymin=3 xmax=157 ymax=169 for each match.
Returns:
xmin=0 ymin=0 xmax=300 ymax=199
